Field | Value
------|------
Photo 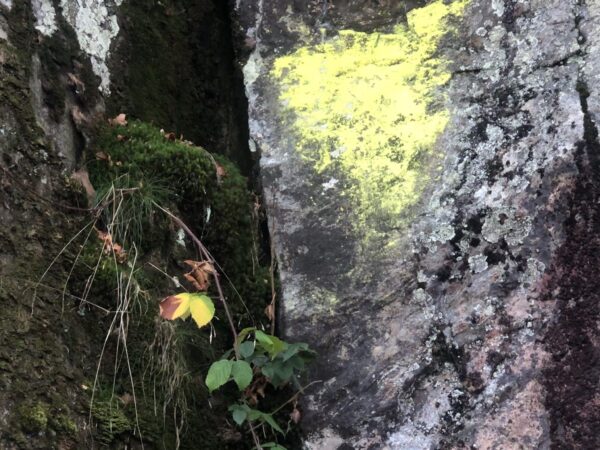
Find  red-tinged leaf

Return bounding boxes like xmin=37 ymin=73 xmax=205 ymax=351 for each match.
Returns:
xmin=159 ymin=293 xmax=190 ymax=320
xmin=159 ymin=293 xmax=214 ymax=328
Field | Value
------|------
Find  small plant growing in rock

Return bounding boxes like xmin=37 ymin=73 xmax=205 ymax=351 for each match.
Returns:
xmin=37 ymin=116 xmax=309 ymax=447
xmin=157 ymin=205 xmax=315 ymax=449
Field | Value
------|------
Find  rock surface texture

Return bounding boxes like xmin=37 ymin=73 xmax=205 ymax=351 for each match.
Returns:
xmin=0 ymin=1 xmax=256 ymax=448
xmin=237 ymin=0 xmax=600 ymax=448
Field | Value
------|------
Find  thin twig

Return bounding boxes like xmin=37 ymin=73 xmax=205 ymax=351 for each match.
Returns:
xmin=152 ymin=203 xmax=239 ymax=354
xmin=153 ymin=203 xmax=266 ymax=447
xmin=270 ymin=380 xmax=322 ymax=415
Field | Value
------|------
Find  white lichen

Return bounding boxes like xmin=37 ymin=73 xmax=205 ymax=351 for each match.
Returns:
xmin=59 ymin=0 xmax=123 ymax=93
xmin=469 ymin=254 xmax=489 ymax=274
xmin=31 ymin=0 xmax=58 ymax=36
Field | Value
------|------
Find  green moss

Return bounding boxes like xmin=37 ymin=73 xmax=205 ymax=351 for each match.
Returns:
xmin=88 ymin=120 xmax=271 ymax=317
xmin=83 ymin=120 xmax=271 ymax=448
xmin=18 ymin=402 xmax=49 ymax=433
xmin=91 ymin=394 xmax=133 ymax=445
xmin=50 ymin=413 xmax=78 ymax=435
xmin=108 ymin=1 xmax=231 ymax=153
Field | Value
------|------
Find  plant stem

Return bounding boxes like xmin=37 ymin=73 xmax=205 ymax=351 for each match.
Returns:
xmin=154 ymin=203 xmax=263 ymax=448
xmin=153 ymin=203 xmax=239 ymax=355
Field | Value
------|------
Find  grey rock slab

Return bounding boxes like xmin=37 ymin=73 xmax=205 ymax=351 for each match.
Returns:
xmin=238 ymin=0 xmax=599 ymax=447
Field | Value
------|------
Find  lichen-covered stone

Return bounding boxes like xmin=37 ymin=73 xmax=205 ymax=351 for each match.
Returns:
xmin=238 ymin=0 xmax=600 ymax=447
xmin=59 ymin=0 xmax=122 ymax=93
xmin=0 ymin=1 xmax=268 ymax=448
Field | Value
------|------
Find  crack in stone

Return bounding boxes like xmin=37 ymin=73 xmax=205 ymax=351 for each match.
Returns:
xmin=574 ymin=0 xmax=600 ymax=171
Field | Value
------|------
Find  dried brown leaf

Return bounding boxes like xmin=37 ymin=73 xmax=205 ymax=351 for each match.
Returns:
xmin=216 ymin=163 xmax=227 ymax=179
xmin=264 ymin=303 xmax=275 ymax=322
xmin=182 ymin=260 xmax=214 ymax=291
xmin=109 ymin=113 xmax=127 ymax=127
xmin=290 ymin=408 xmax=301 ymax=424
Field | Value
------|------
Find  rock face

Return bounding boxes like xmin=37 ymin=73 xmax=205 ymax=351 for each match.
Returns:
xmin=238 ymin=0 xmax=600 ymax=447
xmin=0 ymin=1 xmax=258 ymax=448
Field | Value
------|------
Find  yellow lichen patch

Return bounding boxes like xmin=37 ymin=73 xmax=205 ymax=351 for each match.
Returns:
xmin=272 ymin=0 xmax=468 ymax=239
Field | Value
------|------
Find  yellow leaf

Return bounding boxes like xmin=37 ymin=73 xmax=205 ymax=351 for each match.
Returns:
xmin=159 ymin=293 xmax=190 ymax=320
xmin=159 ymin=293 xmax=215 ymax=328
xmin=189 ymin=294 xmax=215 ymax=328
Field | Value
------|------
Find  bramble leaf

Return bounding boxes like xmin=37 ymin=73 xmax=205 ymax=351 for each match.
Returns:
xmin=230 ymin=405 xmax=248 ymax=426
xmin=189 ymin=293 xmax=215 ymax=328
xmin=231 ymin=360 xmax=253 ymax=391
xmin=159 ymin=293 xmax=191 ymax=320
xmin=239 ymin=341 xmax=255 ymax=359
xmin=206 ymin=359 xmax=233 ymax=393
xmin=256 ymin=330 xmax=286 ymax=358
xmin=159 ymin=293 xmax=215 ymax=328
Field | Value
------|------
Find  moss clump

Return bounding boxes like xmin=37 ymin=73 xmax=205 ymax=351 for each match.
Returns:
xmin=88 ymin=120 xmax=271 ymax=319
xmin=83 ymin=119 xmax=272 ymax=448
xmin=49 ymin=413 xmax=78 ymax=435
xmin=91 ymin=395 xmax=133 ymax=446
xmin=107 ymin=0 xmax=250 ymax=169
xmin=18 ymin=402 xmax=49 ymax=433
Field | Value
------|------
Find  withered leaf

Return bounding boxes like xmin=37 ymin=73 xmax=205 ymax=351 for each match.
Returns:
xmin=184 ymin=273 xmax=204 ymax=291
xmin=96 ymin=229 xmax=127 ymax=263
xmin=109 ymin=113 xmax=127 ymax=127
xmin=290 ymin=408 xmax=301 ymax=424
xmin=264 ymin=303 xmax=275 ymax=322
xmin=183 ymin=260 xmax=214 ymax=291
xmin=95 ymin=151 xmax=110 ymax=161
xmin=216 ymin=163 xmax=227 ymax=179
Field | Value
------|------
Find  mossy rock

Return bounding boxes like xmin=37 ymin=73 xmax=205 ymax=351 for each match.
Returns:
xmin=88 ymin=120 xmax=271 ymax=319
xmin=18 ymin=402 xmax=49 ymax=433
xmin=91 ymin=395 xmax=133 ymax=446
xmin=49 ymin=413 xmax=78 ymax=436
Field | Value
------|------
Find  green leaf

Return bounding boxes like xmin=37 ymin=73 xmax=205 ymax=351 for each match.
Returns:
xmin=231 ymin=360 xmax=253 ymax=391
xmin=273 ymin=361 xmax=293 ymax=382
xmin=280 ymin=344 xmax=300 ymax=362
xmin=260 ymin=443 xmax=287 ymax=450
xmin=205 ymin=359 xmax=233 ymax=393
xmin=231 ymin=406 xmax=247 ymax=426
xmin=256 ymin=331 xmax=286 ymax=358
xmin=247 ymin=409 xmax=263 ymax=421
xmin=261 ymin=413 xmax=284 ymax=434
xmin=239 ymin=341 xmax=255 ymax=359
xmin=255 ymin=330 xmax=273 ymax=346
xmin=288 ymin=354 xmax=307 ymax=370
xmin=249 ymin=354 xmax=269 ymax=367
xmin=261 ymin=362 xmax=275 ymax=379
xmin=281 ymin=342 xmax=311 ymax=361
xmin=236 ymin=327 xmax=256 ymax=346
